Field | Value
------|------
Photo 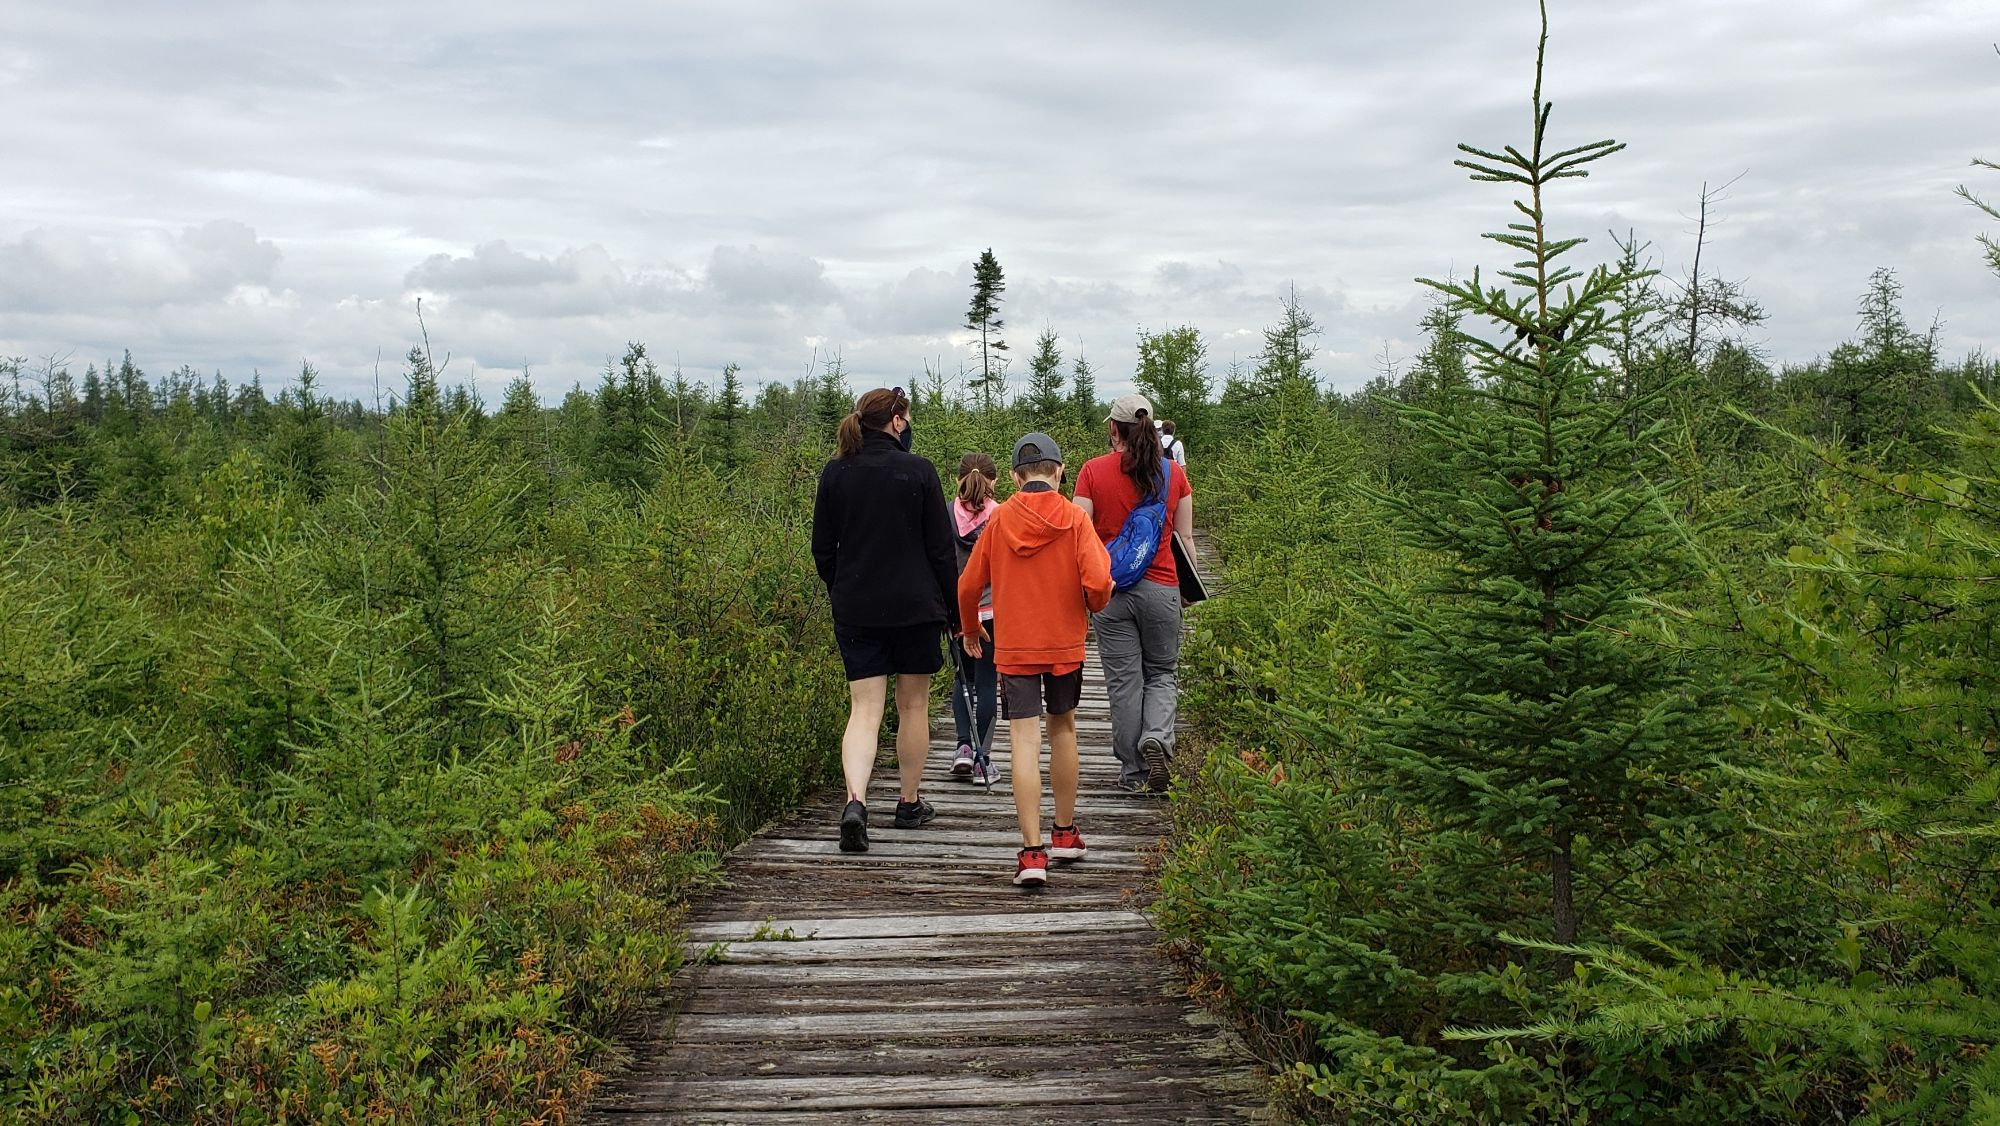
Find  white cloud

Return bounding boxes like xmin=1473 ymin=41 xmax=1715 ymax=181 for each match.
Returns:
xmin=0 ymin=221 xmax=279 ymax=312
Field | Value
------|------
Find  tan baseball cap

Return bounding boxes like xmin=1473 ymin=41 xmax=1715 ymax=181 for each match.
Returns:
xmin=1106 ymin=393 xmax=1152 ymax=424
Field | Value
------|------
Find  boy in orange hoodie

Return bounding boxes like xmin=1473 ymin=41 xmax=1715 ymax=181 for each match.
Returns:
xmin=959 ymin=433 xmax=1115 ymax=886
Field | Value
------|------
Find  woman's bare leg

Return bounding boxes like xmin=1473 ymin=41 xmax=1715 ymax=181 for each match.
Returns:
xmin=893 ymin=673 xmax=932 ymax=802
xmin=842 ymin=676 xmax=888 ymax=802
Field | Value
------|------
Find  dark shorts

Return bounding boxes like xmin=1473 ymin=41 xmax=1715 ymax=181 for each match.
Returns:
xmin=1000 ymin=668 xmax=1083 ymax=719
xmin=833 ymin=622 xmax=945 ymax=681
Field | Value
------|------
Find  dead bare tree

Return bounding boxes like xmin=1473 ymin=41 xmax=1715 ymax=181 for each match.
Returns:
xmin=1675 ymin=173 xmax=1766 ymax=364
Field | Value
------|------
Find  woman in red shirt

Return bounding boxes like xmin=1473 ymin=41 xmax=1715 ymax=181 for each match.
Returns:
xmin=1072 ymin=394 xmax=1195 ymax=793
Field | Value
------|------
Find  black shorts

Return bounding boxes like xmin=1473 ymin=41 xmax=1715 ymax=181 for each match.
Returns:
xmin=833 ymin=622 xmax=945 ymax=681
xmin=1000 ymin=668 xmax=1083 ymax=719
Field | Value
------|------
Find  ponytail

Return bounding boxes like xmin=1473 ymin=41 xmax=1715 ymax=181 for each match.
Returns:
xmin=836 ymin=412 xmax=864 ymax=458
xmin=1114 ymin=409 xmax=1167 ymax=500
xmin=837 ymin=387 xmax=910 ymax=459
xmin=956 ymin=452 xmax=997 ymax=511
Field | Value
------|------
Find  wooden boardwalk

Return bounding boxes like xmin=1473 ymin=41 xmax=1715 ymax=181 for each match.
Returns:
xmin=586 ymin=637 xmax=1267 ymax=1124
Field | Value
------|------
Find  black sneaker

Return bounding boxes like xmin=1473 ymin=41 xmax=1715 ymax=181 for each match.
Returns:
xmin=1117 ymin=777 xmax=1150 ymax=795
xmin=839 ymin=799 xmax=868 ymax=853
xmin=1141 ymin=737 xmax=1172 ymax=793
xmin=892 ymin=796 xmax=936 ymax=829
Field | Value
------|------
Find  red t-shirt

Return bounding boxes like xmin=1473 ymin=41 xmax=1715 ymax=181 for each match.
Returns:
xmin=1073 ymin=453 xmax=1192 ymax=588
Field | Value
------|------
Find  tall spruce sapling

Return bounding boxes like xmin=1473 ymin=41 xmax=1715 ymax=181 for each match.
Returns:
xmin=595 ymin=341 xmax=667 ymax=492
xmin=270 ymin=361 xmax=333 ymax=502
xmin=1252 ymin=286 xmax=1321 ymax=400
xmin=1024 ymin=325 xmax=1068 ymax=426
xmin=496 ymin=371 xmax=564 ymax=531
xmin=1368 ymin=2 xmax=1726 ymax=968
xmin=965 ymin=248 xmax=1009 ymax=412
xmin=1069 ymin=350 xmax=1099 ymax=431
xmin=709 ymin=361 xmax=747 ymax=472
xmin=348 ymin=346 xmax=529 ymax=732
xmin=813 ymin=350 xmax=850 ymax=436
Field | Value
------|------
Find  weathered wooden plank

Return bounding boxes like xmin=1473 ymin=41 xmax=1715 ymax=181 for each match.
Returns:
xmin=665 ymin=1003 xmax=1204 ymax=1041
xmin=697 ymin=932 xmax=1152 ymax=965
xmin=755 ymin=827 xmax=1156 ymax=849
xmin=687 ymin=959 xmax=1125 ymax=986
xmin=724 ymin=851 xmax=1144 ymax=877
xmin=594 ymin=1102 xmax=1256 ymax=1125
xmin=674 ymin=980 xmax=1188 ymax=1016
xmin=792 ymin=793 xmax=1164 ymax=815
xmin=728 ymin=838 xmax=1149 ymax=868
xmin=630 ymin=1070 xmax=1259 ymax=1112
xmin=686 ymin=894 xmax=1153 ymax=922
xmin=602 ymin=1034 xmax=1243 ymax=1081
xmin=693 ymin=871 xmax=1146 ymax=897
xmin=688 ymin=909 xmax=1147 ymax=942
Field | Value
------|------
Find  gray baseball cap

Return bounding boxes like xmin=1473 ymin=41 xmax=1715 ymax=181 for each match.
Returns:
xmin=1011 ymin=432 xmax=1062 ymax=469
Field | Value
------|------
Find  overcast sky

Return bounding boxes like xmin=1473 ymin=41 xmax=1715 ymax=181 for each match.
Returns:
xmin=4 ymin=1 xmax=1997 ymax=405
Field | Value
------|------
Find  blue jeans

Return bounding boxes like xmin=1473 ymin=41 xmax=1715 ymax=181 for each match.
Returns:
xmin=951 ymin=618 xmax=998 ymax=749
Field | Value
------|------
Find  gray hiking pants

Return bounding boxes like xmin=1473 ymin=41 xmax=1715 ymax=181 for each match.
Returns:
xmin=1093 ymin=579 xmax=1182 ymax=786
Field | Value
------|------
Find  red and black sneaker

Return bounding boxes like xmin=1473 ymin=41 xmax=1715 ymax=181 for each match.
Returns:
xmin=1014 ymin=846 xmax=1049 ymax=886
xmin=1050 ymin=824 xmax=1087 ymax=861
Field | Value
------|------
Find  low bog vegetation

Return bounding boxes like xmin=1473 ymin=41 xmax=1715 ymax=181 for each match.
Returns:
xmin=0 ymin=346 xmax=850 ymax=1122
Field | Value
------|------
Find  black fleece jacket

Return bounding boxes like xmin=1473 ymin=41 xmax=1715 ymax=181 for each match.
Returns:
xmin=811 ymin=429 xmax=960 ymax=631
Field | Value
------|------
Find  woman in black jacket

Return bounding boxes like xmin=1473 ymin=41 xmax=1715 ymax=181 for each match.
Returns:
xmin=810 ymin=386 xmax=959 ymax=853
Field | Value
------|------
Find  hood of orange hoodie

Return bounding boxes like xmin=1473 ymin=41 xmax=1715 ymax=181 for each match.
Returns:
xmin=999 ymin=489 xmax=1086 ymax=557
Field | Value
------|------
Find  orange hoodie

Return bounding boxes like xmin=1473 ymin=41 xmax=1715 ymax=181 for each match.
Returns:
xmin=958 ymin=485 xmax=1114 ymax=675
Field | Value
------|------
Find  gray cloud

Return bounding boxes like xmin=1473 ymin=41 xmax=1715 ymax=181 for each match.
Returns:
xmin=842 ymin=266 xmax=967 ymax=338
xmin=704 ymin=245 xmax=838 ymax=310
xmin=1 ymin=0 xmax=1995 ymax=401
xmin=404 ymin=242 xmax=693 ymax=318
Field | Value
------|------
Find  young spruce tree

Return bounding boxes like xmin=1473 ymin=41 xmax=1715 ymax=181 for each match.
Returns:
xmin=965 ymin=248 xmax=1008 ymax=412
xmin=1069 ymin=351 xmax=1098 ymax=431
xmin=1023 ymin=326 xmax=1067 ymax=427
xmin=1366 ymin=3 xmax=1725 ymax=969
xmin=708 ymin=362 xmax=747 ymax=473
xmin=344 ymin=346 xmax=527 ymax=736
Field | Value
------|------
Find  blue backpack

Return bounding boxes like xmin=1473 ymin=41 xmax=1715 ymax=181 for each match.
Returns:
xmin=1105 ymin=463 xmax=1172 ymax=590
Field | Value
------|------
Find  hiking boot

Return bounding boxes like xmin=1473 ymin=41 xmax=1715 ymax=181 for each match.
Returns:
xmin=1014 ymin=846 xmax=1049 ymax=886
xmin=1116 ymin=777 xmax=1150 ymax=795
xmin=1050 ymin=824 xmax=1088 ymax=861
xmin=951 ymin=744 xmax=975 ymax=778
xmin=838 ymin=799 xmax=868 ymax=853
xmin=1141 ymin=737 xmax=1172 ymax=793
xmin=892 ymin=796 xmax=936 ymax=829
